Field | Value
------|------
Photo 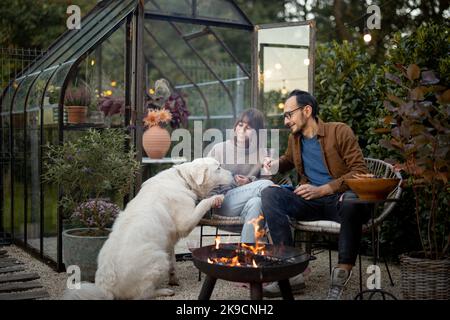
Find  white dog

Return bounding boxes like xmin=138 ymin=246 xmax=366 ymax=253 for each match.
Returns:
xmin=63 ymin=157 xmax=232 ymax=299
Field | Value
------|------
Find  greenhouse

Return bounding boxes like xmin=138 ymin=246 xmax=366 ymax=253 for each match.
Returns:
xmin=0 ymin=0 xmax=314 ymax=270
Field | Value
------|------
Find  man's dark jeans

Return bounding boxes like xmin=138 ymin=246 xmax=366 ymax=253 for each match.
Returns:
xmin=261 ymin=186 xmax=371 ymax=265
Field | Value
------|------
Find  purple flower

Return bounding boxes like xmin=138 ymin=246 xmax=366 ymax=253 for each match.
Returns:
xmin=72 ymin=199 xmax=120 ymax=230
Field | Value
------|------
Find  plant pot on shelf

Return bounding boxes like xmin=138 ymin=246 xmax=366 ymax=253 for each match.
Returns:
xmin=399 ymin=252 xmax=450 ymax=300
xmin=142 ymin=126 xmax=171 ymax=159
xmin=66 ymin=106 xmax=87 ymax=124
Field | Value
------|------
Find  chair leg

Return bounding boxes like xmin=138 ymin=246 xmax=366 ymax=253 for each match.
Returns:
xmin=198 ymin=225 xmax=204 ymax=282
xmin=383 ymin=255 xmax=395 ymax=286
xmin=328 ymin=246 xmax=332 ymax=275
xmin=358 ymin=253 xmax=363 ymax=295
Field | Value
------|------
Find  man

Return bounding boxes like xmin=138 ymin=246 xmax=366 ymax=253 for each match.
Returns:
xmin=261 ymin=90 xmax=370 ymax=300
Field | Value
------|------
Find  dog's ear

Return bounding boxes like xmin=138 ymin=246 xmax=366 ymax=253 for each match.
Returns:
xmin=174 ymin=162 xmax=208 ymax=187
xmin=194 ymin=165 xmax=208 ymax=186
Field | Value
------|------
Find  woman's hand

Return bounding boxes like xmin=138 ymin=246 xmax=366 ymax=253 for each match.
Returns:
xmin=234 ymin=175 xmax=251 ymax=186
xmin=211 ymin=195 xmax=224 ymax=208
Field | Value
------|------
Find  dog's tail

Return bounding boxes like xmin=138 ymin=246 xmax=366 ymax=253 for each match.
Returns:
xmin=61 ymin=282 xmax=114 ymax=300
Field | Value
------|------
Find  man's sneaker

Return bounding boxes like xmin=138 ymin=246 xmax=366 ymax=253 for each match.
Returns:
xmin=326 ymin=267 xmax=352 ymax=300
xmin=262 ymin=273 xmax=306 ymax=298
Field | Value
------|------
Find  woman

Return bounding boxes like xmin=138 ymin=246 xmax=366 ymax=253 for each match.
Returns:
xmin=207 ymin=108 xmax=274 ymax=243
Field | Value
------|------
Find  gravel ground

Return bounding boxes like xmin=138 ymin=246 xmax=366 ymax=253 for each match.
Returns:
xmin=3 ymin=244 xmax=403 ymax=300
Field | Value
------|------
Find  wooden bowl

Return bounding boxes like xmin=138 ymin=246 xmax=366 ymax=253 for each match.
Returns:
xmin=344 ymin=178 xmax=399 ymax=200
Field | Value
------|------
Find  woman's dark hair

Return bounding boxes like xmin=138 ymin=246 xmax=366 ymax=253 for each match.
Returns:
xmin=233 ymin=108 xmax=265 ymax=149
xmin=233 ymin=108 xmax=265 ymax=132
xmin=287 ymin=90 xmax=319 ymax=120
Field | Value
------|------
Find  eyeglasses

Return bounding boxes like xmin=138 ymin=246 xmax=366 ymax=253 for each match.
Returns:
xmin=283 ymin=105 xmax=306 ymax=120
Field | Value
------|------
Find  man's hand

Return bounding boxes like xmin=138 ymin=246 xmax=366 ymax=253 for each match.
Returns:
xmin=234 ymin=175 xmax=251 ymax=186
xmin=294 ymin=184 xmax=333 ymax=200
xmin=262 ymin=158 xmax=279 ymax=175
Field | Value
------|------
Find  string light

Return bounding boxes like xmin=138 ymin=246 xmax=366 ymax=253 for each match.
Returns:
xmin=363 ymin=27 xmax=372 ymax=43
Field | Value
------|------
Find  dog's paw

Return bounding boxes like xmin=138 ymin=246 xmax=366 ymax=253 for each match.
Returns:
xmin=168 ymin=273 xmax=180 ymax=286
xmin=155 ymin=288 xmax=175 ymax=297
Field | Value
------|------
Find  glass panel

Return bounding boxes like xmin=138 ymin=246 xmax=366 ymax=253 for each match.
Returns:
xmin=25 ymin=69 xmax=56 ymax=251
xmin=258 ymin=25 xmax=310 ymax=47
xmin=144 ymin=20 xmax=252 ymax=135
xmin=257 ymin=24 xmax=312 ymax=117
xmin=11 ymin=76 xmax=38 ymax=242
xmin=62 ymin=23 xmax=126 ymax=128
xmin=24 ymin=0 xmax=135 ymax=76
xmin=1 ymin=83 xmax=20 ymax=239
xmin=40 ymin=63 xmax=73 ymax=261
xmin=197 ymin=0 xmax=248 ymax=23
xmin=43 ymin=62 xmax=73 ymax=130
xmin=145 ymin=0 xmax=192 ymax=16
xmin=144 ymin=20 xmax=216 ymax=118
xmin=261 ymin=46 xmax=309 ymax=115
xmin=57 ymin=5 xmax=131 ymax=69
xmin=144 ymin=0 xmax=251 ymax=26
xmin=1 ymin=84 xmax=17 ymax=158
xmin=186 ymin=27 xmax=251 ymax=117
xmin=174 ymin=22 xmax=205 ymax=36
xmin=209 ymin=26 xmax=251 ymax=67
xmin=1 ymin=159 xmax=12 ymax=239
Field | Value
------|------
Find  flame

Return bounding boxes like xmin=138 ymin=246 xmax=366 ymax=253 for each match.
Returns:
xmin=215 ymin=236 xmax=221 ymax=249
xmin=241 ymin=214 xmax=266 ymax=255
xmin=208 ymin=255 xmax=241 ymax=267
xmin=207 ymin=216 xmax=268 ymax=268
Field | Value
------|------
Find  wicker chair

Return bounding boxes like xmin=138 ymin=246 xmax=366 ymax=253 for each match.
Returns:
xmin=291 ymin=158 xmax=403 ymax=291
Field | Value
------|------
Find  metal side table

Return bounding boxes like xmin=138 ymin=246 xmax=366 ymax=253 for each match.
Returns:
xmin=343 ymin=198 xmax=399 ymax=300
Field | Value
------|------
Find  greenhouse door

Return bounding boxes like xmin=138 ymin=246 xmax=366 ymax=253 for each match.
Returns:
xmin=252 ymin=21 xmax=315 ymax=116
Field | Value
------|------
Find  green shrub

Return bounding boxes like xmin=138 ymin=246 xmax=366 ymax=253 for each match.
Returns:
xmin=43 ymin=129 xmax=140 ymax=218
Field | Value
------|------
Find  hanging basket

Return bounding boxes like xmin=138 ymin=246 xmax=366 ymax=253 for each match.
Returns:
xmin=142 ymin=126 xmax=171 ymax=159
xmin=400 ymin=252 xmax=450 ymax=300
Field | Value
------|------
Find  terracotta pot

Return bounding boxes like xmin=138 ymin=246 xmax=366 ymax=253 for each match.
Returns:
xmin=142 ymin=126 xmax=171 ymax=159
xmin=66 ymin=106 xmax=87 ymax=124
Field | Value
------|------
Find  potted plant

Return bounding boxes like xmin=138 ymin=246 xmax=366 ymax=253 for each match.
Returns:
xmin=98 ymin=96 xmax=125 ymax=127
xmin=145 ymin=78 xmax=190 ymax=130
xmin=162 ymin=92 xmax=190 ymax=129
xmin=142 ymin=108 xmax=172 ymax=159
xmin=381 ymin=62 xmax=449 ymax=299
xmin=64 ymin=85 xmax=92 ymax=124
xmin=43 ymin=129 xmax=140 ymax=281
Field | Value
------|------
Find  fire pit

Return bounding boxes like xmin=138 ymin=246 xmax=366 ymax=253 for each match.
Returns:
xmin=192 ymin=243 xmax=309 ymax=300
